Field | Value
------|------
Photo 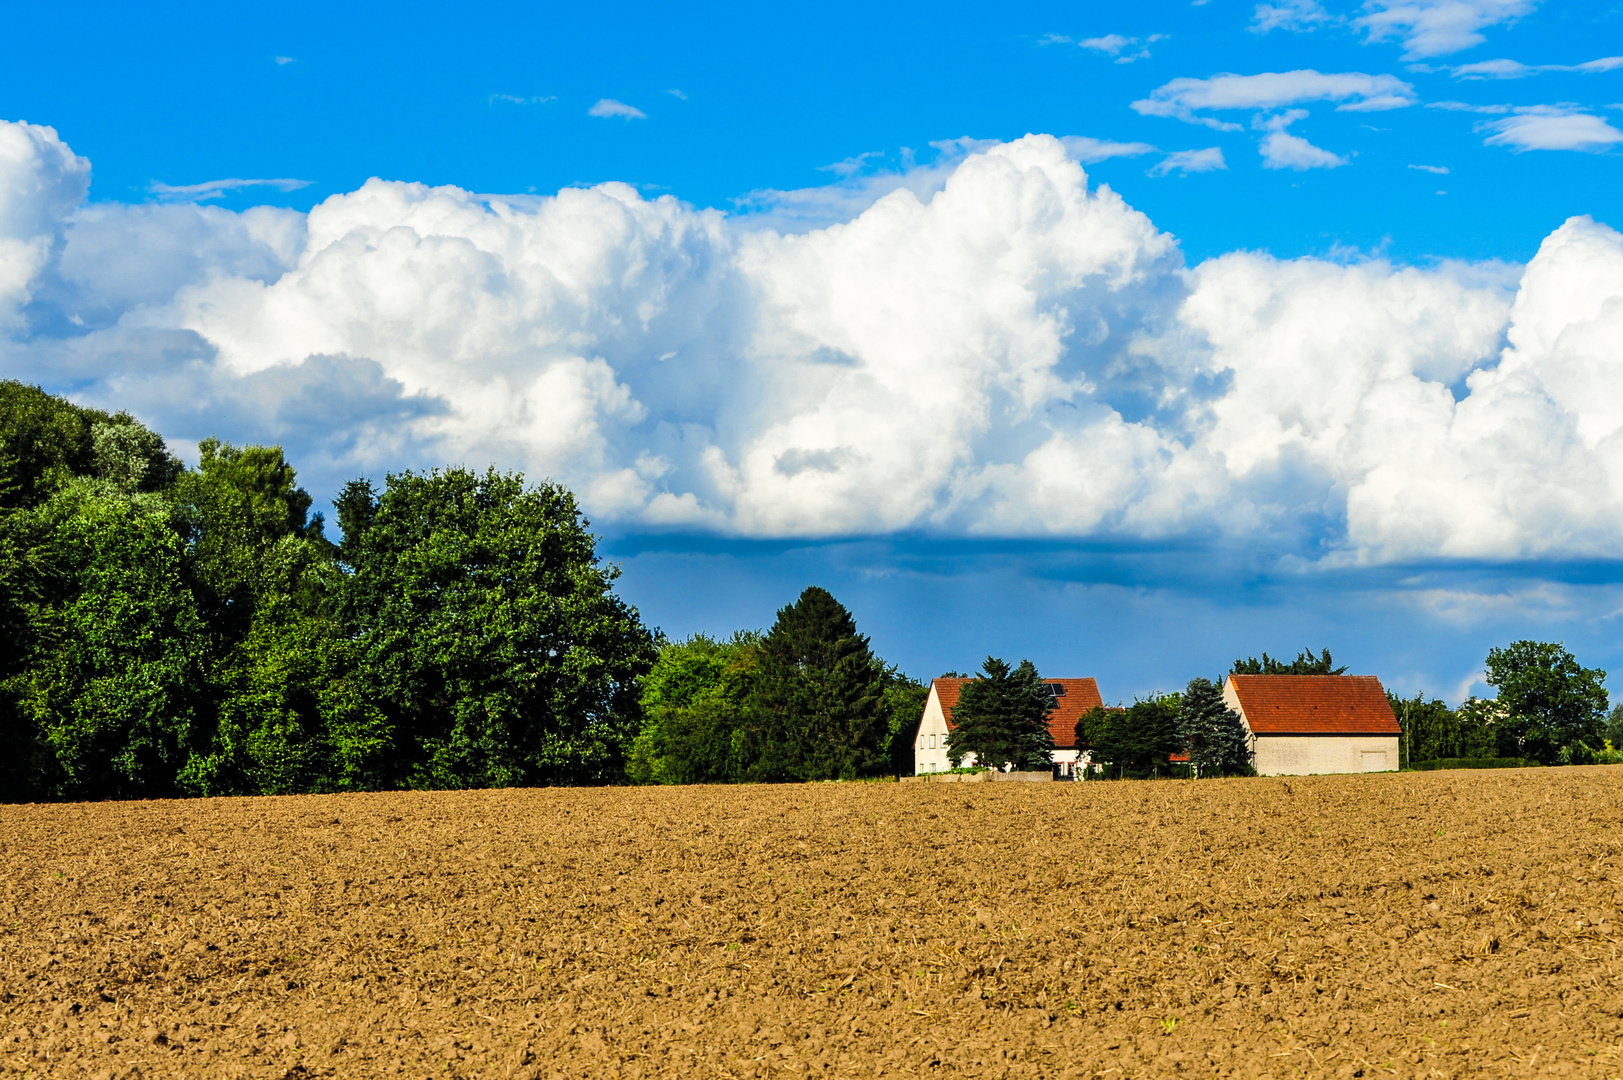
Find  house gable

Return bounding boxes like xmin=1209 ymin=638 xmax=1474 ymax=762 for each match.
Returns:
xmin=926 ymin=676 xmax=1104 ymax=750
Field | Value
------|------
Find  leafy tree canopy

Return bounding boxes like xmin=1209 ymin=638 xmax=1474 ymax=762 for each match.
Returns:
xmin=629 ymin=633 xmax=761 ymax=785
xmin=1484 ymin=640 xmax=1607 ymax=765
xmin=1 ymin=481 xmax=208 ymax=800
xmin=945 ymin=657 xmax=1054 ymax=771
xmin=1231 ymin=648 xmax=1347 ymax=675
xmin=1089 ymin=694 xmax=1183 ymax=778
xmin=338 ymin=467 xmax=655 ymax=789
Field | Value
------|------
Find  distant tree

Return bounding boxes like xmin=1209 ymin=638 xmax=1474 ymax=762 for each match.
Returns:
xmin=1074 ymin=705 xmax=1113 ymax=763
xmin=945 ymin=657 xmax=1054 ymax=771
xmin=1386 ymin=692 xmax=1498 ymax=766
xmin=1091 ymin=694 xmax=1183 ymax=778
xmin=1608 ymin=703 xmax=1623 ymax=751
xmin=338 ymin=467 xmax=656 ymax=788
xmin=628 ymin=633 xmax=761 ymax=785
xmin=0 ymin=381 xmax=182 ymax=511
xmin=1484 ymin=640 xmax=1608 ymax=765
xmin=1177 ymin=678 xmax=1252 ymax=777
xmin=747 ymin=587 xmax=889 ymax=782
xmin=881 ymin=670 xmax=930 ymax=777
xmin=1231 ymin=648 xmax=1347 ymax=675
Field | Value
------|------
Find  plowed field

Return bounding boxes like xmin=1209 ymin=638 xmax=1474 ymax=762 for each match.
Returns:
xmin=5 ymin=768 xmax=1623 ymax=1078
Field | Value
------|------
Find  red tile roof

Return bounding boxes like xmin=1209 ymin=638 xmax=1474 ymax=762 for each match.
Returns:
xmin=1227 ymin=675 xmax=1400 ymax=735
xmin=930 ymin=677 xmax=1104 ymax=750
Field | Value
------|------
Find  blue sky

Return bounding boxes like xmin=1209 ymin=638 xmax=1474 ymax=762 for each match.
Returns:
xmin=5 ymin=0 xmax=1619 ymax=260
xmin=3 ymin=0 xmax=1623 ymax=702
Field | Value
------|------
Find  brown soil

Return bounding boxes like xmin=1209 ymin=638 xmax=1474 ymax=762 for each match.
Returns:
xmin=4 ymin=768 xmax=1623 ymax=1078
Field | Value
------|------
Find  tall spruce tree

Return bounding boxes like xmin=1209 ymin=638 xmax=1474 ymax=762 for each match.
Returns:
xmin=747 ymin=587 xmax=887 ymax=781
xmin=1176 ymin=677 xmax=1253 ymax=777
xmin=945 ymin=657 xmax=1055 ymax=771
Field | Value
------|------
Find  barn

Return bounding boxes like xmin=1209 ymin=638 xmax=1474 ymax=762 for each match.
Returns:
xmin=914 ymin=676 xmax=1104 ymax=776
xmin=1222 ymin=674 xmax=1401 ymax=775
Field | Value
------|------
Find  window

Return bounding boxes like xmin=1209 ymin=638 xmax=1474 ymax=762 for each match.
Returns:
xmin=928 ymin=734 xmax=936 ymax=749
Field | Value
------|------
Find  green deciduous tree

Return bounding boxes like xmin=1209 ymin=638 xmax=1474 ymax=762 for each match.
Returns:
xmin=747 ymin=587 xmax=888 ymax=781
xmin=1483 ymin=640 xmax=1608 ymax=765
xmin=628 ymin=633 xmax=761 ymax=785
xmin=1 ymin=481 xmax=209 ymax=800
xmin=881 ymin=671 xmax=929 ymax=777
xmin=1177 ymin=678 xmax=1253 ymax=777
xmin=177 ymin=438 xmax=332 ymax=644
xmin=338 ymin=467 xmax=655 ymax=789
xmin=944 ymin=657 xmax=1054 ymax=772
xmin=1089 ymin=695 xmax=1183 ymax=779
xmin=1387 ymin=692 xmax=1497 ymax=766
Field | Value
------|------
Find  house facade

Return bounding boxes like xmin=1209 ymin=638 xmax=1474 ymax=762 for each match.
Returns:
xmin=914 ymin=676 xmax=1104 ymax=776
xmin=1222 ymin=674 xmax=1401 ymax=775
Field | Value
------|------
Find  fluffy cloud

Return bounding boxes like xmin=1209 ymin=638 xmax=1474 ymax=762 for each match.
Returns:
xmin=1148 ymin=147 xmax=1227 ymax=176
xmin=1479 ymin=108 xmax=1623 ymax=152
xmin=0 ymin=121 xmax=89 ymax=327
xmin=587 ymin=99 xmax=646 ymax=120
xmin=1256 ymin=110 xmax=1348 ymax=169
xmin=1131 ymin=70 xmax=1418 ymax=129
xmin=1355 ymin=0 xmax=1536 ymax=59
xmin=1451 ymin=55 xmax=1623 ymax=79
xmin=7 ymin=120 xmax=1623 ymax=568
xmin=1251 ymin=0 xmax=1336 ymax=34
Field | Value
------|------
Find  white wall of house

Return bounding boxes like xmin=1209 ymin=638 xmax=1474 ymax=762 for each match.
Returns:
xmin=1251 ymin=735 xmax=1398 ymax=776
xmin=1053 ymin=748 xmax=1086 ymax=777
xmin=914 ymin=687 xmax=976 ymax=773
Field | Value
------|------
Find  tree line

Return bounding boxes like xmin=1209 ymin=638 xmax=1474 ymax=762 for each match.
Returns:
xmin=1390 ymin=641 xmax=1616 ymax=768
xmin=0 ymin=383 xmax=930 ymax=800
xmin=940 ymin=643 xmax=1614 ymax=777
xmin=1 ymin=381 xmax=1615 ymax=799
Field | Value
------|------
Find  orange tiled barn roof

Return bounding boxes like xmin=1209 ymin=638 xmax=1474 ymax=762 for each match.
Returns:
xmin=931 ymin=676 xmax=1104 ymax=750
xmin=1227 ymin=674 xmax=1400 ymax=735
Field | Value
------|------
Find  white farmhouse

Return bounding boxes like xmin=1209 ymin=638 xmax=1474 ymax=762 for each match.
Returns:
xmin=914 ymin=676 xmax=1104 ymax=776
xmin=1223 ymin=674 xmax=1401 ymax=775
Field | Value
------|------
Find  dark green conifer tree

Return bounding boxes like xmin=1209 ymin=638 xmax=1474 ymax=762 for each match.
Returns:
xmin=1230 ymin=648 xmax=1346 ymax=675
xmin=1176 ymin=677 xmax=1253 ymax=777
xmin=746 ymin=587 xmax=887 ymax=781
xmin=945 ymin=657 xmax=1054 ymax=771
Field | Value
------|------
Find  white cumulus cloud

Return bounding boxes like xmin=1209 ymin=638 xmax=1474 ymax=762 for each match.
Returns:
xmin=1148 ymin=147 xmax=1228 ymax=175
xmin=1452 ymin=55 xmax=1623 ymax=79
xmin=1355 ymin=0 xmax=1536 ymax=59
xmin=1479 ymin=108 xmax=1623 ymax=152
xmin=1251 ymin=0 xmax=1336 ymax=34
xmin=587 ymin=99 xmax=647 ymax=120
xmin=9 ymin=120 xmax=1623 ymax=570
xmin=1132 ymin=71 xmax=1418 ymax=129
xmin=1257 ymin=110 xmax=1349 ymax=169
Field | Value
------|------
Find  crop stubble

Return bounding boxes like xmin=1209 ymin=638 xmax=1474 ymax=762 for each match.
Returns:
xmin=3 ymin=768 xmax=1623 ymax=1078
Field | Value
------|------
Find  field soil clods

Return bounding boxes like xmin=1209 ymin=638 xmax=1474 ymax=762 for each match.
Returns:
xmin=5 ymin=768 xmax=1623 ymax=1077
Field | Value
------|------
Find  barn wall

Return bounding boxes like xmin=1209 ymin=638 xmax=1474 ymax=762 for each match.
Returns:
xmin=1253 ymin=736 xmax=1399 ymax=776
